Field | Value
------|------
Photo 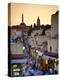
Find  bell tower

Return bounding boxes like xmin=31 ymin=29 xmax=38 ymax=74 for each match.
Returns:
xmin=22 ymin=13 xmax=24 ymax=23
xmin=37 ymin=16 xmax=40 ymax=27
xmin=37 ymin=16 xmax=40 ymax=29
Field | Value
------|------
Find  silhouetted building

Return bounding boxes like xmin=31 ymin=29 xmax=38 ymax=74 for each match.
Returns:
xmin=34 ymin=16 xmax=41 ymax=30
xmin=10 ymin=14 xmax=31 ymax=40
xmin=37 ymin=16 xmax=40 ymax=29
xmin=19 ymin=13 xmax=26 ymax=32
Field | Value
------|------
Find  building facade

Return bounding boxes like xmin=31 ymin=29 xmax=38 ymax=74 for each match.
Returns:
xmin=51 ymin=11 xmax=58 ymax=37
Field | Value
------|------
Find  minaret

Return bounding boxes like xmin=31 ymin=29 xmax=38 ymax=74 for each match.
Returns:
xmin=22 ymin=13 xmax=24 ymax=23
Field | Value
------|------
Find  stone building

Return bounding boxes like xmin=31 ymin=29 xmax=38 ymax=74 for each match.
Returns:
xmin=51 ymin=11 xmax=58 ymax=37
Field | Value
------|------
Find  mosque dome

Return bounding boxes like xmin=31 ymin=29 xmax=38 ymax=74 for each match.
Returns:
xmin=20 ymin=22 xmax=26 ymax=27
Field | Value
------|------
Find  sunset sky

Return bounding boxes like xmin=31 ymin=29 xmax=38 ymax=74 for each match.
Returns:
xmin=8 ymin=3 xmax=58 ymax=26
